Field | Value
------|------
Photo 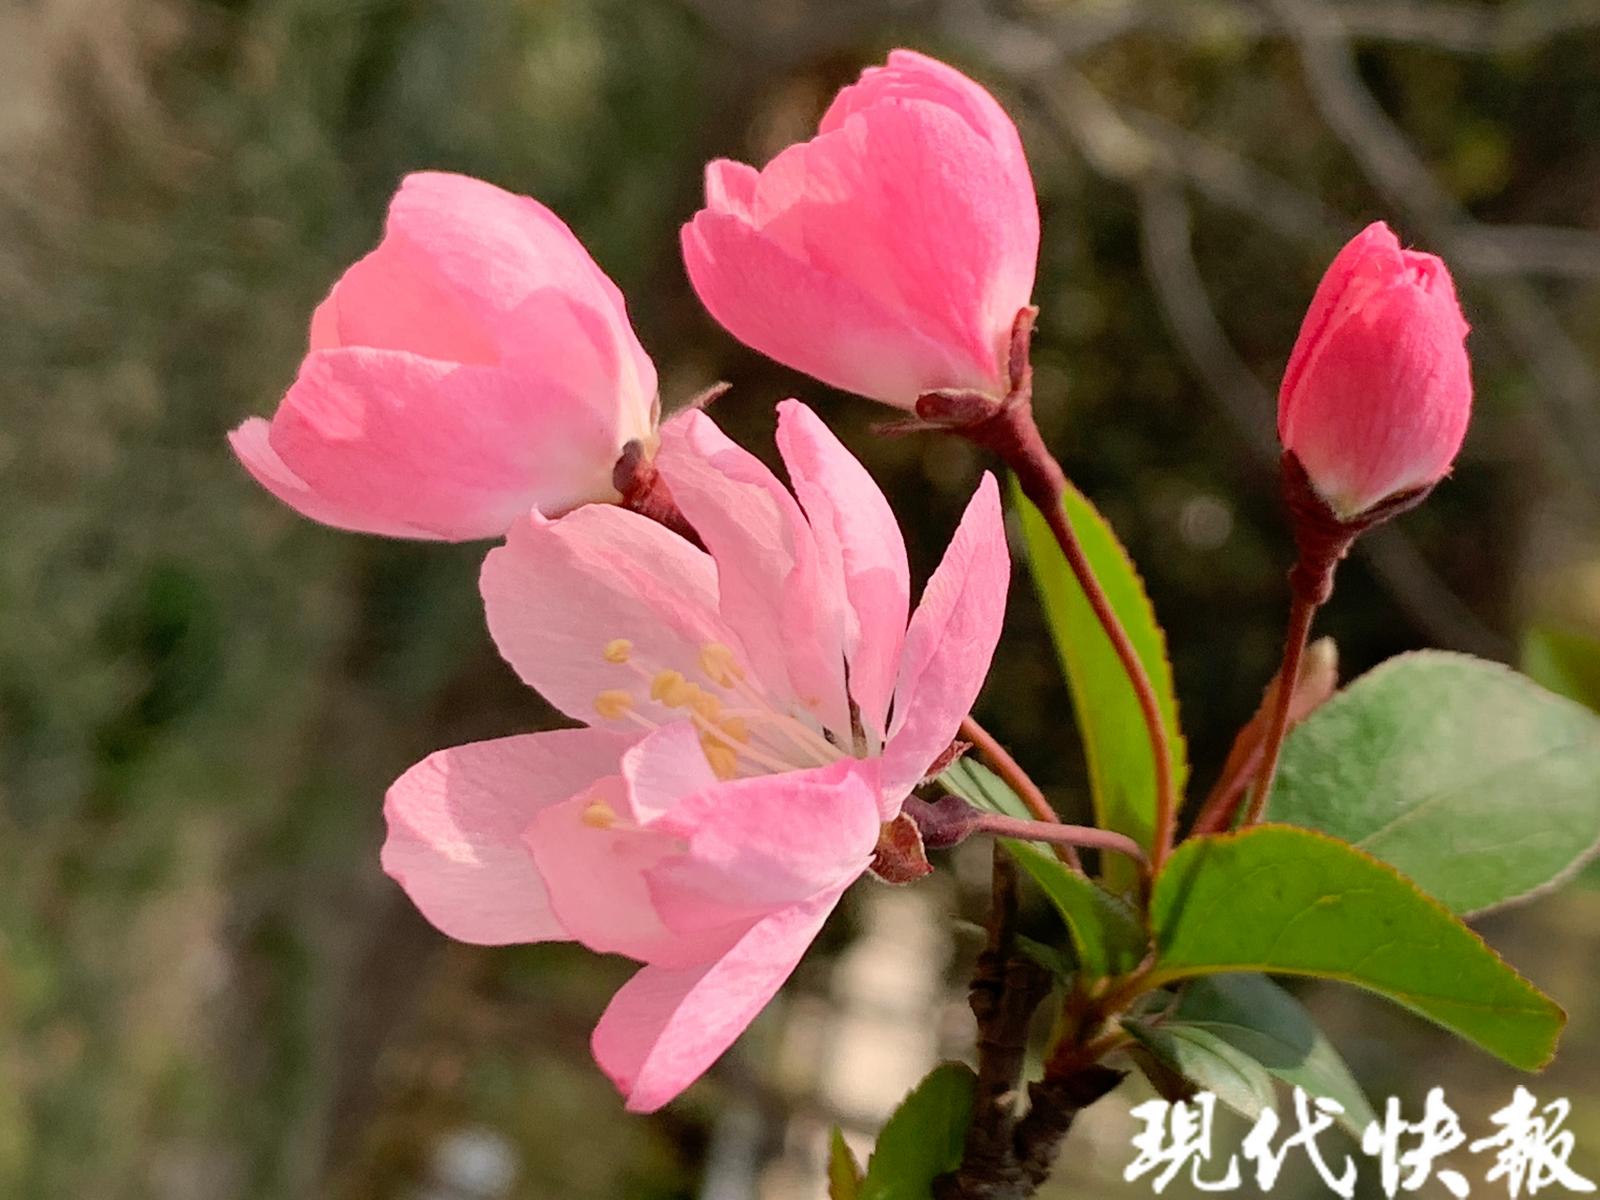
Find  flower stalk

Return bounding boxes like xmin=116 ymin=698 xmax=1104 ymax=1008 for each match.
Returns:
xmin=923 ymin=310 xmax=1178 ymax=870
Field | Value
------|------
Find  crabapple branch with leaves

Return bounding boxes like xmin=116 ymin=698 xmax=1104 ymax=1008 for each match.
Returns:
xmin=229 ymin=47 xmax=1599 ymax=1200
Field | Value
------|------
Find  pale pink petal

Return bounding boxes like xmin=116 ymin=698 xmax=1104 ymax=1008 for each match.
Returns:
xmin=526 ymin=778 xmax=722 ymax=969
xmin=620 ymin=721 xmax=720 ymax=825
xmin=480 ymin=504 xmax=742 ymax=729
xmin=591 ymin=884 xmax=847 ymax=1112
xmin=656 ymin=410 xmax=851 ymax=735
xmin=774 ymin=400 xmax=910 ymax=743
xmin=682 ymin=209 xmax=987 ymax=409
xmin=381 ymin=728 xmax=638 ymax=945
xmin=647 ymin=757 xmax=881 ymax=933
xmin=881 ymin=473 xmax=1009 ymax=809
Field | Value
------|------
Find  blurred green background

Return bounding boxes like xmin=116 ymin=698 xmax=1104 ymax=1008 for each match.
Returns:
xmin=4 ymin=0 xmax=1599 ymax=1196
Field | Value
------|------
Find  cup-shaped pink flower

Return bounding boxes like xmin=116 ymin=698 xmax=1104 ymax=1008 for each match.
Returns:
xmin=681 ymin=50 xmax=1038 ymax=410
xmin=1278 ymin=222 xmax=1473 ymax=519
xmin=381 ymin=400 xmax=1009 ymax=1110
xmin=229 ymin=171 xmax=658 ymax=539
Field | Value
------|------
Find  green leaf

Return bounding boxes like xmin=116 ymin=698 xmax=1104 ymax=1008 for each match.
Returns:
xmin=1268 ymin=650 xmax=1600 ymax=915
xmin=1147 ymin=826 xmax=1564 ymax=1071
xmin=1122 ymin=1019 xmax=1277 ymax=1121
xmin=829 ymin=1127 xmax=863 ymax=1200
xmin=1006 ymin=839 xmax=1148 ymax=978
xmin=1012 ymin=480 xmax=1186 ymax=888
xmin=1169 ymin=975 xmax=1375 ymax=1136
xmin=1523 ymin=623 xmax=1600 ymax=712
xmin=860 ymin=1063 xmax=976 ymax=1200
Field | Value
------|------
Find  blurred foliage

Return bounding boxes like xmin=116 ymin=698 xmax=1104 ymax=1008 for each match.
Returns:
xmin=2 ymin=0 xmax=1599 ymax=1197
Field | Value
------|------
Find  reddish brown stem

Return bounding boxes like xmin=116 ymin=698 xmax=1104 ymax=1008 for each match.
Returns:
xmin=959 ymin=716 xmax=1082 ymax=872
xmin=1243 ymin=589 xmax=1321 ymax=825
xmin=970 ymin=812 xmax=1149 ymax=873
xmin=1245 ymin=453 xmax=1431 ymax=824
xmin=958 ymin=395 xmax=1178 ymax=872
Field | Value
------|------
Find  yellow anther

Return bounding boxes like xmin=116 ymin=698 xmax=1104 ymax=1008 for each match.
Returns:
xmin=721 ymin=716 xmax=749 ymax=743
xmin=581 ymin=799 xmax=618 ymax=829
xmin=700 ymin=642 xmax=745 ymax=687
xmin=688 ymin=687 xmax=723 ymax=723
xmin=602 ymin=638 xmax=633 ymax=664
xmin=648 ymin=669 xmax=687 ymax=706
xmin=701 ymin=738 xmax=740 ymax=781
xmin=594 ymin=689 xmax=635 ymax=720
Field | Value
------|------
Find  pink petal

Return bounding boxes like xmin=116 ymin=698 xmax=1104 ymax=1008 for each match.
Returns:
xmin=656 ymin=410 xmax=851 ymax=735
xmin=881 ymin=472 xmax=1009 ymax=810
xmin=229 ymin=416 xmax=438 ymax=538
xmin=620 ymin=720 xmax=720 ymax=826
xmin=682 ymin=209 xmax=988 ymax=410
xmin=774 ymin=400 xmax=909 ymax=742
xmin=385 ymin=172 xmax=657 ymax=410
xmin=591 ymin=884 xmax=848 ymax=1112
xmin=250 ymin=346 xmax=627 ymax=538
xmin=821 ymin=51 xmax=1031 ymax=181
xmin=767 ymin=101 xmax=1033 ymax=380
xmin=303 ymin=238 xmax=499 ymax=365
xmin=526 ymin=778 xmax=712 ymax=968
xmin=381 ymin=727 xmax=638 ymax=945
xmin=480 ymin=504 xmax=741 ymax=728
xmin=647 ymin=757 xmax=882 ymax=934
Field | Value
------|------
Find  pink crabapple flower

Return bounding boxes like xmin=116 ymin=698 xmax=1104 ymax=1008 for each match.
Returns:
xmin=381 ymin=399 xmax=1009 ymax=1111
xmin=681 ymin=49 xmax=1038 ymax=410
xmin=229 ymin=171 xmax=658 ymax=540
xmin=1278 ymin=221 xmax=1473 ymax=519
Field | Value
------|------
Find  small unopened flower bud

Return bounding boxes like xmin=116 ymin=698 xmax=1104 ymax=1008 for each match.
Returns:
xmin=1278 ymin=222 xmax=1472 ymax=521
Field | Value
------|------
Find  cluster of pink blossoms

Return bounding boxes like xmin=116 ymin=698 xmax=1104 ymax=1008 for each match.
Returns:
xmin=228 ymin=51 xmax=1473 ymax=1111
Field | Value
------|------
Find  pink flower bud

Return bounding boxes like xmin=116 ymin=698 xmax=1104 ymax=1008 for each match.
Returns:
xmin=681 ymin=50 xmax=1037 ymax=410
xmin=229 ymin=172 xmax=658 ymax=540
xmin=1278 ymin=222 xmax=1473 ymax=519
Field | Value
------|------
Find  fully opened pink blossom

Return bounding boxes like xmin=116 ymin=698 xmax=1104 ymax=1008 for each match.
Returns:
xmin=682 ymin=50 xmax=1038 ymax=409
xmin=1279 ymin=221 xmax=1473 ymax=519
xmin=229 ymin=171 xmax=658 ymax=539
xmin=382 ymin=400 xmax=1008 ymax=1110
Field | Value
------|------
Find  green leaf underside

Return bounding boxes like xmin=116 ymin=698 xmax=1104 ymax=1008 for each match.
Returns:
xmin=1012 ymin=480 xmax=1186 ymax=890
xmin=941 ymin=759 xmax=1149 ymax=980
xmin=1147 ymin=826 xmax=1564 ymax=1071
xmin=1269 ymin=650 xmax=1600 ymax=915
xmin=1523 ymin=623 xmax=1600 ymax=713
xmin=860 ymin=1063 xmax=976 ymax=1200
xmin=1005 ymin=839 xmax=1148 ymax=978
xmin=1123 ymin=1019 xmax=1277 ymax=1121
xmin=1169 ymin=975 xmax=1375 ymax=1136
xmin=829 ymin=1127 xmax=863 ymax=1200
xmin=940 ymin=757 xmax=1034 ymax=822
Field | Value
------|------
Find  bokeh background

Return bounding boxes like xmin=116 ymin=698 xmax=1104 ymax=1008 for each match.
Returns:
xmin=4 ymin=0 xmax=1599 ymax=1197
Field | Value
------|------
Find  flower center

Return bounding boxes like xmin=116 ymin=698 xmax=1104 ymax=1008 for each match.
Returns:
xmin=591 ymin=638 xmax=848 ymax=781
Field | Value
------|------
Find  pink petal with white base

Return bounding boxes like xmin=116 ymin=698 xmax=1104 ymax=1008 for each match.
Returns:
xmin=775 ymin=399 xmax=909 ymax=740
xmin=881 ymin=472 xmax=1009 ymax=806
xmin=381 ymin=727 xmax=638 ymax=945
xmin=481 ymin=504 xmax=739 ymax=729
xmin=657 ymin=411 xmax=851 ymax=733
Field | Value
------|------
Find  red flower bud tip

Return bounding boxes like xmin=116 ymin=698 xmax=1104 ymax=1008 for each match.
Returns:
xmin=1278 ymin=222 xmax=1472 ymax=521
